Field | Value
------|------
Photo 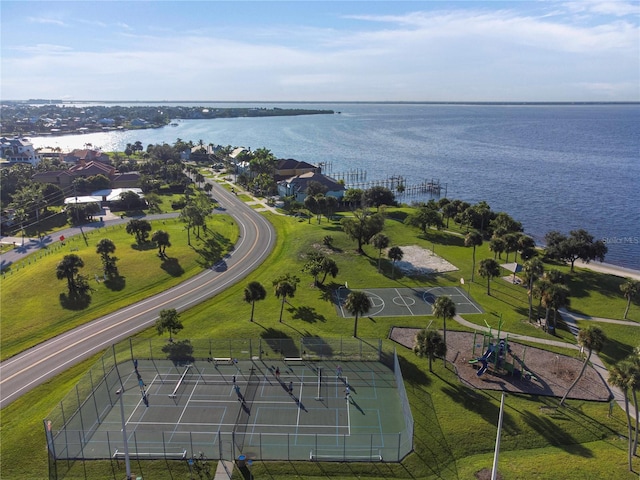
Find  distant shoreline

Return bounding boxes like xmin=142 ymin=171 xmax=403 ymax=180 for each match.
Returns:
xmin=7 ymin=100 xmax=640 ymax=106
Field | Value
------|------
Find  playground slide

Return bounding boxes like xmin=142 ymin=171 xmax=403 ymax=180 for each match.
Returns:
xmin=476 ymin=347 xmax=493 ymax=377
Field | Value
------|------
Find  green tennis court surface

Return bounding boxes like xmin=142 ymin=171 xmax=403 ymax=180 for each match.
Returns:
xmin=71 ymin=359 xmax=408 ymax=462
xmin=335 ymin=286 xmax=483 ymax=317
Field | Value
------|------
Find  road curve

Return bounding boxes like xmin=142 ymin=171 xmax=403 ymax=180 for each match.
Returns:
xmin=0 ymin=180 xmax=276 ymax=409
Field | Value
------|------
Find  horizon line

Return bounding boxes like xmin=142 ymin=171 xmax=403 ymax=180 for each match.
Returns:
xmin=5 ymin=99 xmax=640 ymax=106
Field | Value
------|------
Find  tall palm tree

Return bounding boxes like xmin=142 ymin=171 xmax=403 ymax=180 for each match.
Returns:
xmin=489 ymin=236 xmax=505 ymax=260
xmin=243 ymin=281 xmax=267 ymax=322
xmin=464 ymin=231 xmax=483 ymax=282
xmin=344 ymin=290 xmax=372 ymax=337
xmin=151 ymin=230 xmax=171 ymax=257
xmin=273 ymin=274 xmax=300 ymax=323
xmin=608 ymin=361 xmax=634 ymax=471
xmin=55 ymin=254 xmax=85 ymax=293
xmin=414 ymin=329 xmax=447 ymax=372
xmin=478 ymin=258 xmax=501 ymax=296
xmin=626 ymin=357 xmax=640 ymax=456
xmin=561 ymin=326 xmax=606 ymax=406
xmin=372 ymin=233 xmax=390 ymax=272
xmin=523 ymin=258 xmax=544 ymax=322
xmin=620 ymin=279 xmax=640 ymax=320
xmin=541 ymin=284 xmax=570 ymax=333
xmin=432 ymin=296 xmax=456 ymax=352
xmin=319 ymin=257 xmax=339 ymax=285
xmin=388 ymin=246 xmax=404 ymax=280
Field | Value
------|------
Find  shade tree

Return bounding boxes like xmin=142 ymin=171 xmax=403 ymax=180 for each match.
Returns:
xmin=620 ymin=279 xmax=640 ymax=320
xmin=544 ymin=229 xmax=608 ymax=272
xmin=151 ymin=230 xmax=171 ymax=257
xmin=155 ymin=308 xmax=184 ymax=342
xmin=126 ymin=218 xmax=152 ymax=245
xmin=341 ymin=209 xmax=385 ymax=253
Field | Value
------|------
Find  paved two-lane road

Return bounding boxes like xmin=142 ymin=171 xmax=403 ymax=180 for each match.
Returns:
xmin=0 ymin=180 xmax=275 ymax=409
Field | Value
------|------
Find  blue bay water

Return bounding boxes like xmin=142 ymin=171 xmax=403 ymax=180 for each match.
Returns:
xmin=29 ymin=103 xmax=640 ymax=270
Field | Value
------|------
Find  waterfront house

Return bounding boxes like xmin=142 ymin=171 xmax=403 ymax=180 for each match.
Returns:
xmin=277 ymin=171 xmax=345 ymax=202
xmin=0 ymin=137 xmax=41 ymax=166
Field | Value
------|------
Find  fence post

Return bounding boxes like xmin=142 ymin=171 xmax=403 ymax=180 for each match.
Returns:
xmin=75 ymin=386 xmax=86 ymax=444
xmin=129 ymin=338 xmax=134 ymax=362
xmin=218 ymin=431 xmax=222 ymax=460
xmin=397 ymin=432 xmax=401 ymax=462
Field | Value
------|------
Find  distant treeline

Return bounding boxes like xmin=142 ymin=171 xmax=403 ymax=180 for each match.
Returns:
xmin=0 ymin=104 xmax=334 ymax=137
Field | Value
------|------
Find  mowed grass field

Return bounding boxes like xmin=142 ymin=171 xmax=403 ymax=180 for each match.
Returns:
xmin=1 ymin=208 xmax=640 ymax=479
xmin=0 ymin=215 xmax=239 ymax=360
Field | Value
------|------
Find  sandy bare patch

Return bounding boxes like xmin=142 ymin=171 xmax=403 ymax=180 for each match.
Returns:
xmin=390 ymin=245 xmax=458 ymax=276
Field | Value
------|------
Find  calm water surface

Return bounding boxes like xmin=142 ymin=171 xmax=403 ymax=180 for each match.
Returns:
xmin=29 ymin=103 xmax=640 ymax=270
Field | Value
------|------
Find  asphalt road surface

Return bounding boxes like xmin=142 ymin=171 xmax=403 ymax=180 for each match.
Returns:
xmin=0 ymin=179 xmax=275 ymax=409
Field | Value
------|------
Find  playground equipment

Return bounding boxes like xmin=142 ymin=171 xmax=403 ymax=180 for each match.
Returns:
xmin=470 ymin=319 xmax=514 ymax=377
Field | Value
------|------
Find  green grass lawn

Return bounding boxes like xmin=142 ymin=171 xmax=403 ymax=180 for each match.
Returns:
xmin=2 ymin=207 xmax=640 ymax=479
xmin=0 ymin=216 xmax=238 ymax=360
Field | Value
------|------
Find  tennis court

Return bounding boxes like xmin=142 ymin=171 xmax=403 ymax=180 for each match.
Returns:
xmin=335 ymin=286 xmax=483 ymax=318
xmin=56 ymin=358 xmax=410 ymax=462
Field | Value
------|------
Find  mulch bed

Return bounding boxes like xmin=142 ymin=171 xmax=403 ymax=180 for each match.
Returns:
xmin=389 ymin=327 xmax=611 ymax=401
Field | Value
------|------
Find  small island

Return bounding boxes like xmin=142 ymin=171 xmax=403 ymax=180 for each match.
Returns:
xmin=0 ymin=103 xmax=334 ymax=137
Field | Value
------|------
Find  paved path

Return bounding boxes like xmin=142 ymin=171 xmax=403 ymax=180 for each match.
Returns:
xmin=0 ymin=178 xmax=276 ymax=409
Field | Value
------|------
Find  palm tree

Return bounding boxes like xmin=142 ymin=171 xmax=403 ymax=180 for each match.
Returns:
xmin=432 ymin=296 xmax=456 ymax=352
xmin=372 ymin=233 xmax=390 ymax=272
xmin=273 ymin=274 xmax=300 ymax=323
xmin=626 ymin=357 xmax=640 ymax=456
xmin=388 ymin=246 xmax=404 ymax=279
xmin=478 ymin=258 xmax=501 ymax=296
xmin=55 ymin=254 xmax=85 ymax=294
xmin=151 ymin=230 xmax=171 ymax=257
xmin=414 ymin=329 xmax=447 ymax=372
xmin=561 ymin=326 xmax=606 ymax=406
xmin=464 ymin=231 xmax=483 ymax=282
xmin=549 ymin=284 xmax=570 ymax=332
xmin=96 ymin=238 xmax=117 ymax=278
xmin=319 ymin=257 xmax=339 ymax=285
xmin=126 ymin=218 xmax=152 ymax=245
xmin=620 ymin=279 xmax=640 ymax=320
xmin=344 ymin=290 xmax=372 ymax=337
xmin=489 ymin=236 xmax=505 ymax=260
xmin=243 ymin=281 xmax=267 ymax=322
xmin=608 ymin=361 xmax=634 ymax=471
xmin=523 ymin=258 xmax=544 ymax=322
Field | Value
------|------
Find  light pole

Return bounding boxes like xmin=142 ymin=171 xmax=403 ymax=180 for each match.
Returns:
xmin=116 ymin=388 xmax=132 ymax=480
xmin=491 ymin=392 xmax=506 ymax=480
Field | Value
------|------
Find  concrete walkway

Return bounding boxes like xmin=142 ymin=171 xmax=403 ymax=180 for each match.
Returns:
xmin=213 ymin=460 xmax=234 ymax=480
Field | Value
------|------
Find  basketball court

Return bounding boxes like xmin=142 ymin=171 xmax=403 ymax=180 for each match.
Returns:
xmin=334 ymin=286 xmax=483 ymax=318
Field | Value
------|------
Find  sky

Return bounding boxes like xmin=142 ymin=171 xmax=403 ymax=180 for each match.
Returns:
xmin=1 ymin=0 xmax=639 ymax=102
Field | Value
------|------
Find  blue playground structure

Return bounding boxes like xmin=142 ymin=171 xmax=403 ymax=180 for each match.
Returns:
xmin=469 ymin=319 xmax=514 ymax=377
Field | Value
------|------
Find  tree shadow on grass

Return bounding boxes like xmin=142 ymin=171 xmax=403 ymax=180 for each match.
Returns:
xmin=259 ymin=329 xmax=299 ymax=358
xmin=396 ymin=355 xmax=431 ymax=387
xmin=195 ymin=232 xmax=233 ymax=268
xmin=440 ymin=381 xmax=502 ymax=425
xmin=59 ymin=291 xmax=92 ymax=310
xmin=288 ymin=305 xmax=326 ymax=323
xmin=103 ymin=275 xmax=126 ymax=291
xmin=131 ymin=242 xmax=156 ymax=251
xmin=160 ymin=257 xmax=185 ymax=277
xmin=301 ymin=334 xmax=334 ymax=357
xmin=521 ymin=409 xmax=593 ymax=457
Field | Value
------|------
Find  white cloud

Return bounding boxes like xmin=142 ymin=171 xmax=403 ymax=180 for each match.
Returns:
xmin=562 ymin=0 xmax=640 ymax=17
xmin=27 ymin=16 xmax=66 ymax=27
